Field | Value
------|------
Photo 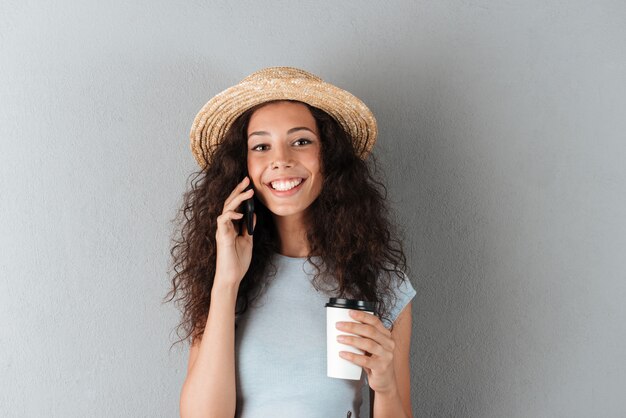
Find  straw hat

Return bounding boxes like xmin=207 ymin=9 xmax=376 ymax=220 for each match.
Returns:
xmin=189 ymin=66 xmax=378 ymax=169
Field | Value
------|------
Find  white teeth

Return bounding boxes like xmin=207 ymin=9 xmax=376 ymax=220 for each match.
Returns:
xmin=270 ymin=178 xmax=303 ymax=191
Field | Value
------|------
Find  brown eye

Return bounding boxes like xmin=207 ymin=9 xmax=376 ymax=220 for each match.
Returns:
xmin=294 ymin=138 xmax=312 ymax=146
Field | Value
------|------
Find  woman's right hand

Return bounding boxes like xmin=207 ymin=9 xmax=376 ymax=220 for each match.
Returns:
xmin=214 ymin=176 xmax=256 ymax=290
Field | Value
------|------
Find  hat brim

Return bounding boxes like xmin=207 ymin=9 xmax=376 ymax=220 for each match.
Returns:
xmin=189 ymin=70 xmax=377 ymax=169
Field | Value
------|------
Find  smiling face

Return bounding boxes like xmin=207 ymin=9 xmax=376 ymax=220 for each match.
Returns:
xmin=246 ymin=100 xmax=323 ymax=224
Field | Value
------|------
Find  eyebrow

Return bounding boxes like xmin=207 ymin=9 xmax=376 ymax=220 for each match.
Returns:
xmin=248 ymin=126 xmax=317 ymax=139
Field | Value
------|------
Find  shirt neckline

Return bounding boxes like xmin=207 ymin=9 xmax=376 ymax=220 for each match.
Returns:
xmin=272 ymin=252 xmax=322 ymax=263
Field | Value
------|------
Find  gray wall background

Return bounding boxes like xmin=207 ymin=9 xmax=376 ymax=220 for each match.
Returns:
xmin=1 ymin=1 xmax=625 ymax=417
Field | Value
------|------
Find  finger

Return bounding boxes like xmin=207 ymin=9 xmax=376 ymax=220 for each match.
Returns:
xmin=216 ymin=210 xmax=244 ymax=233
xmin=223 ymin=177 xmax=251 ymax=208
xmin=338 ymin=317 xmax=388 ymax=340
xmin=223 ymin=187 xmax=254 ymax=213
xmin=338 ymin=351 xmax=374 ymax=369
xmin=336 ymin=321 xmax=394 ymax=352
xmin=337 ymin=335 xmax=386 ymax=357
xmin=348 ymin=310 xmax=391 ymax=337
xmin=223 ymin=176 xmax=251 ymax=208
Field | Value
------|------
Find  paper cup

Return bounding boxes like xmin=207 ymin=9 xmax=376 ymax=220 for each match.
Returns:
xmin=326 ymin=298 xmax=376 ymax=380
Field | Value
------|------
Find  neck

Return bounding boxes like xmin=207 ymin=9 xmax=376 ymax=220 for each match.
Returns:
xmin=273 ymin=213 xmax=311 ymax=258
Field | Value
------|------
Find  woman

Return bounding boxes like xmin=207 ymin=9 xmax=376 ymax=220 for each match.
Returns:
xmin=166 ymin=67 xmax=416 ymax=417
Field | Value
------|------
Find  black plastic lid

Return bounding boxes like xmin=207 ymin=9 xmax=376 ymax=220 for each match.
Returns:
xmin=325 ymin=298 xmax=376 ymax=312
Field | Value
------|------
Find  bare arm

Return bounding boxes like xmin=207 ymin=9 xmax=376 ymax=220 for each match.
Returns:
xmin=179 ymin=176 xmax=256 ymax=417
xmin=374 ymin=302 xmax=414 ymax=418
xmin=179 ymin=283 xmax=239 ymax=418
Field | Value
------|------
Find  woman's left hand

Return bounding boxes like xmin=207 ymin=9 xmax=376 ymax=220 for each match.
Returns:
xmin=335 ymin=310 xmax=398 ymax=395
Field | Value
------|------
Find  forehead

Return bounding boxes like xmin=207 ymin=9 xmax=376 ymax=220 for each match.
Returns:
xmin=247 ymin=101 xmax=317 ymax=133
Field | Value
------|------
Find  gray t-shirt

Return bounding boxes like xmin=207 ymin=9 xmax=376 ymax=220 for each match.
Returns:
xmin=234 ymin=252 xmax=416 ymax=418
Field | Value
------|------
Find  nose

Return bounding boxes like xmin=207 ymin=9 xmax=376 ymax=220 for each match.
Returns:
xmin=270 ymin=142 xmax=294 ymax=169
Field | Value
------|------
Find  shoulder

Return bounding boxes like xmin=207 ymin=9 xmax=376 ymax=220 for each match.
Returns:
xmin=380 ymin=268 xmax=416 ymax=329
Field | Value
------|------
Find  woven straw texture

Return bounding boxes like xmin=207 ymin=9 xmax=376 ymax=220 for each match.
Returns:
xmin=189 ymin=66 xmax=378 ymax=169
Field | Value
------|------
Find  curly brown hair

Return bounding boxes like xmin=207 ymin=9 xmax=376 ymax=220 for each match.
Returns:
xmin=164 ymin=100 xmax=410 ymax=350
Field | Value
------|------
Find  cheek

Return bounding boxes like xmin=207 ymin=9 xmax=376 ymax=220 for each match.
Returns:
xmin=310 ymin=167 xmax=324 ymax=194
xmin=304 ymin=149 xmax=322 ymax=171
xmin=246 ymin=161 xmax=261 ymax=184
xmin=313 ymin=176 xmax=324 ymax=195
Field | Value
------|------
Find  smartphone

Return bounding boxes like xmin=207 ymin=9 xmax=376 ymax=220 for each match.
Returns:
xmin=239 ymin=175 xmax=255 ymax=236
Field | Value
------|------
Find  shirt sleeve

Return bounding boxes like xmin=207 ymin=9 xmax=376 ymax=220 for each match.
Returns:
xmin=382 ymin=271 xmax=416 ymax=329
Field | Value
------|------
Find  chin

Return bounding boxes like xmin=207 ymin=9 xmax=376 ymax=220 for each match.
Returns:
xmin=268 ymin=208 xmax=307 ymax=218
xmin=263 ymin=202 xmax=313 ymax=219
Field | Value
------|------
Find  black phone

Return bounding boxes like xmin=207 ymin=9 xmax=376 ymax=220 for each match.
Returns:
xmin=239 ymin=176 xmax=255 ymax=236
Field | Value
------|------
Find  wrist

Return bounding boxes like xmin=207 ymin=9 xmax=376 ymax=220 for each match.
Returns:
xmin=211 ymin=281 xmax=239 ymax=299
xmin=374 ymin=386 xmax=401 ymax=400
xmin=372 ymin=386 xmax=410 ymax=418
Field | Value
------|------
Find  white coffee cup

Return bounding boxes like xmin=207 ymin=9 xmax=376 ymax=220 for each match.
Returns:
xmin=326 ymin=298 xmax=376 ymax=380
